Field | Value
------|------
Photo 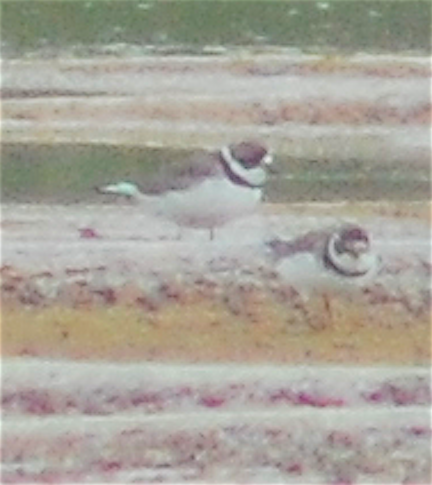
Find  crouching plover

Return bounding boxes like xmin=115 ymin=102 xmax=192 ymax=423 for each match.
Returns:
xmin=97 ymin=140 xmax=273 ymax=240
xmin=267 ymin=223 xmax=380 ymax=324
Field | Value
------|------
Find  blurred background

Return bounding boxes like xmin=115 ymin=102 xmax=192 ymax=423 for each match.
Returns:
xmin=2 ymin=0 xmax=431 ymax=204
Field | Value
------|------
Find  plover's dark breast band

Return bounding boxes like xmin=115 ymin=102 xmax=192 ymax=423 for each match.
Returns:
xmin=323 ymin=246 xmax=369 ymax=278
xmin=218 ymin=152 xmax=264 ymax=189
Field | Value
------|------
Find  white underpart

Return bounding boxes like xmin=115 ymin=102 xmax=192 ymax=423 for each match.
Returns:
xmin=151 ymin=176 xmax=262 ymax=229
xmin=104 ymin=178 xmax=262 ymax=229
xmin=220 ymin=145 xmax=269 ymax=187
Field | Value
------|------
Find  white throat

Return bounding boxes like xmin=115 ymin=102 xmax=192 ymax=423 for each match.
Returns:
xmin=326 ymin=234 xmax=375 ymax=277
xmin=220 ymin=146 xmax=267 ymax=187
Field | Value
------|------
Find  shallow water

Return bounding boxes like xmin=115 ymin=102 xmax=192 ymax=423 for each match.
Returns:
xmin=2 ymin=0 xmax=431 ymax=59
xmin=2 ymin=142 xmax=430 ymax=204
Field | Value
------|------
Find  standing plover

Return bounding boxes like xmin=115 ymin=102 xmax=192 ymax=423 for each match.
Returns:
xmin=97 ymin=141 xmax=273 ymax=240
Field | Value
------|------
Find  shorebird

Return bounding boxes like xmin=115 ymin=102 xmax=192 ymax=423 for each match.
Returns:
xmin=97 ymin=140 xmax=273 ymax=240
xmin=267 ymin=223 xmax=380 ymax=324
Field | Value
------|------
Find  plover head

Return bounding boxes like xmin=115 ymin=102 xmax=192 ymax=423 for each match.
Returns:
xmin=325 ymin=224 xmax=375 ymax=278
xmin=220 ymin=140 xmax=273 ymax=188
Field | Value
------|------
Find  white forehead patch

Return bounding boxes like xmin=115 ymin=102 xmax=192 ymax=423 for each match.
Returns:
xmin=262 ymin=153 xmax=273 ymax=165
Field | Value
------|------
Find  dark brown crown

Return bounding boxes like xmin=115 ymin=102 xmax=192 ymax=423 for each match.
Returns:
xmin=339 ymin=225 xmax=370 ymax=245
xmin=229 ymin=141 xmax=268 ymax=169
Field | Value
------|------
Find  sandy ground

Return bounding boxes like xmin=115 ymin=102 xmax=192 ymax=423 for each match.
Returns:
xmin=2 ymin=358 xmax=430 ymax=483
xmin=4 ymin=359 xmax=430 ymax=413
xmin=1 ymin=203 xmax=430 ymax=364
xmin=3 ymin=55 xmax=430 ymax=164
xmin=2 ymin=203 xmax=430 ymax=284
xmin=2 ymin=202 xmax=430 ymax=259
